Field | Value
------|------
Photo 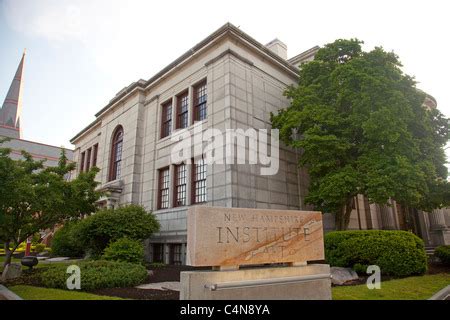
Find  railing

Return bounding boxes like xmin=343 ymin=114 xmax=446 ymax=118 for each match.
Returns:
xmin=204 ymin=273 xmax=331 ymax=291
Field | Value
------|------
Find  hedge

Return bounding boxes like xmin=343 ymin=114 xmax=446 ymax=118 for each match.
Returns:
xmin=325 ymin=230 xmax=427 ymax=277
xmin=102 ymin=238 xmax=144 ymax=264
xmin=77 ymin=205 xmax=160 ymax=256
xmin=37 ymin=260 xmax=148 ymax=291
xmin=51 ymin=220 xmax=85 ymax=257
xmin=434 ymin=245 xmax=450 ymax=265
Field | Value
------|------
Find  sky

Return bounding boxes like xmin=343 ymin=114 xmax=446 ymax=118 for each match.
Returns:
xmin=0 ymin=0 xmax=449 ymax=153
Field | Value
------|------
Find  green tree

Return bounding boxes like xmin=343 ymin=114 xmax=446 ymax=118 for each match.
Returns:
xmin=271 ymin=39 xmax=449 ymax=230
xmin=0 ymin=138 xmax=100 ymax=267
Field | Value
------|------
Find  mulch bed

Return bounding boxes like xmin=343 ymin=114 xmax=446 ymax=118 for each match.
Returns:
xmin=92 ymin=287 xmax=179 ymax=300
xmin=92 ymin=265 xmax=209 ymax=300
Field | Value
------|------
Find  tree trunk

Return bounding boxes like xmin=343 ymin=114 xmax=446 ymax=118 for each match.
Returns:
xmin=3 ymin=241 xmax=12 ymax=269
xmin=335 ymin=197 xmax=355 ymax=231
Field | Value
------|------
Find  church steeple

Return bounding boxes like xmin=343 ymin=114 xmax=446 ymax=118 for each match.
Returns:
xmin=0 ymin=50 xmax=25 ymax=139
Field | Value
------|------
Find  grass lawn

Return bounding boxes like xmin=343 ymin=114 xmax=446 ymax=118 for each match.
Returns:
xmin=9 ymin=285 xmax=124 ymax=300
xmin=332 ymin=273 xmax=450 ymax=300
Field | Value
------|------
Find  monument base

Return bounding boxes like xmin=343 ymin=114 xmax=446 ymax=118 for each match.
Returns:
xmin=180 ymin=264 xmax=331 ymax=300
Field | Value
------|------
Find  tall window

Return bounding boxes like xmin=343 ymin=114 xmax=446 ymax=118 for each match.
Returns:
xmin=86 ymin=148 xmax=92 ymax=171
xmin=192 ymin=157 xmax=207 ymax=203
xmin=80 ymin=151 xmax=85 ymax=172
xmin=161 ymin=100 xmax=172 ymax=138
xmin=92 ymin=144 xmax=98 ymax=167
xmin=170 ymin=244 xmax=182 ymax=265
xmin=174 ymin=163 xmax=187 ymax=207
xmin=193 ymin=80 xmax=207 ymax=122
xmin=176 ymin=92 xmax=189 ymax=129
xmin=109 ymin=126 xmax=123 ymax=181
xmin=153 ymin=244 xmax=164 ymax=263
xmin=158 ymin=167 xmax=170 ymax=209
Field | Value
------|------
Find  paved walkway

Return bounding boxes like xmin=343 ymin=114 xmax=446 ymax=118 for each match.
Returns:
xmin=135 ymin=281 xmax=180 ymax=292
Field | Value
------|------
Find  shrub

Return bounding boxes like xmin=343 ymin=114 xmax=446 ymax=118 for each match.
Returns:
xmin=434 ymin=245 xmax=450 ymax=265
xmin=102 ymin=238 xmax=144 ymax=264
xmin=33 ymin=243 xmax=46 ymax=253
xmin=38 ymin=260 xmax=148 ymax=291
xmin=77 ymin=205 xmax=159 ymax=256
xmin=325 ymin=230 xmax=427 ymax=277
xmin=51 ymin=220 xmax=85 ymax=257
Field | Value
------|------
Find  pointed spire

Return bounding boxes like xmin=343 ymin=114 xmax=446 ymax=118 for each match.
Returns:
xmin=0 ymin=50 xmax=26 ymax=138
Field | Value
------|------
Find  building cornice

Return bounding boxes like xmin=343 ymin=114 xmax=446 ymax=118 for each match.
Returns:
xmin=71 ymin=23 xmax=304 ymax=143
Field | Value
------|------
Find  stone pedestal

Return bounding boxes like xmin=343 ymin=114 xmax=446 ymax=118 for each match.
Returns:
xmin=380 ymin=203 xmax=396 ymax=230
xmin=429 ymin=209 xmax=450 ymax=246
xmin=1 ymin=263 xmax=22 ymax=281
xmin=180 ymin=264 xmax=331 ymax=300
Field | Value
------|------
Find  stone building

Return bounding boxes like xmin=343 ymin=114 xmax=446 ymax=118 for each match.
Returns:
xmin=0 ymin=51 xmax=73 ymax=169
xmin=70 ymin=23 xmax=449 ymax=264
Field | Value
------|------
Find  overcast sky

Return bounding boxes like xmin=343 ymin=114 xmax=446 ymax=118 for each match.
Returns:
xmin=0 ymin=0 xmax=449 ymax=154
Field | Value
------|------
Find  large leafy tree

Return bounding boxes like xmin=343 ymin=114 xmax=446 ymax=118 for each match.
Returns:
xmin=271 ymin=39 xmax=449 ymax=230
xmin=0 ymin=138 xmax=101 ymax=267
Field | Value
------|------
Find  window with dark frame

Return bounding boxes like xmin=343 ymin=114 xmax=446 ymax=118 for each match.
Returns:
xmin=80 ymin=151 xmax=85 ymax=172
xmin=86 ymin=148 xmax=92 ymax=171
xmin=170 ymin=244 xmax=182 ymax=265
xmin=158 ymin=167 xmax=170 ymax=209
xmin=92 ymin=144 xmax=98 ymax=167
xmin=193 ymin=80 xmax=207 ymax=122
xmin=153 ymin=244 xmax=164 ymax=263
xmin=174 ymin=163 xmax=187 ymax=207
xmin=109 ymin=126 xmax=123 ymax=181
xmin=192 ymin=157 xmax=207 ymax=204
xmin=161 ymin=100 xmax=172 ymax=138
xmin=176 ymin=92 xmax=189 ymax=129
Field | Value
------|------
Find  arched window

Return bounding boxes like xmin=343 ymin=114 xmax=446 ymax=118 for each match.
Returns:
xmin=109 ymin=126 xmax=123 ymax=181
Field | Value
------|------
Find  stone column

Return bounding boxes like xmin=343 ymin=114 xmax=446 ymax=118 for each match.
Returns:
xmin=181 ymin=243 xmax=187 ymax=265
xmin=106 ymin=198 xmax=114 ymax=209
xmin=428 ymin=209 xmax=450 ymax=246
xmin=380 ymin=204 xmax=396 ymax=230
xmin=429 ymin=209 xmax=448 ymax=230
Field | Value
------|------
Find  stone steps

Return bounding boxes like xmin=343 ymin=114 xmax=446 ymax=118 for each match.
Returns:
xmin=425 ymin=246 xmax=436 ymax=256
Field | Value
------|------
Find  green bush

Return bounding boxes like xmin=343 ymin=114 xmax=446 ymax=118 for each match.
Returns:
xmin=434 ymin=245 xmax=450 ymax=265
xmin=51 ymin=220 xmax=85 ymax=257
xmin=33 ymin=243 xmax=46 ymax=253
xmin=77 ymin=205 xmax=159 ymax=256
xmin=325 ymin=230 xmax=427 ymax=277
xmin=102 ymin=238 xmax=144 ymax=264
xmin=38 ymin=260 xmax=148 ymax=291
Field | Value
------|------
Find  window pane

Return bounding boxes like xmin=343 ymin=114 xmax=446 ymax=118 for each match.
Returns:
xmin=159 ymin=168 xmax=170 ymax=209
xmin=193 ymin=158 xmax=207 ymax=203
xmin=175 ymin=164 xmax=186 ymax=206
xmin=194 ymin=81 xmax=207 ymax=122
xmin=161 ymin=102 xmax=172 ymax=138
xmin=177 ymin=93 xmax=189 ymax=129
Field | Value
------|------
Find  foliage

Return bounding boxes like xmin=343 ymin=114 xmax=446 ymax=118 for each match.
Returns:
xmin=434 ymin=245 xmax=450 ymax=265
xmin=0 ymin=138 xmax=101 ymax=267
xmin=33 ymin=243 xmax=46 ymax=253
xmin=332 ymin=274 xmax=450 ymax=300
xmin=77 ymin=205 xmax=159 ymax=256
xmin=9 ymin=285 xmax=124 ymax=300
xmin=37 ymin=260 xmax=148 ymax=291
xmin=51 ymin=220 xmax=85 ymax=257
xmin=102 ymin=238 xmax=144 ymax=264
xmin=271 ymin=39 xmax=449 ymax=229
xmin=325 ymin=230 xmax=427 ymax=277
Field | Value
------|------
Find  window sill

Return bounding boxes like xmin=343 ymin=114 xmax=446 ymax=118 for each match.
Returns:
xmin=158 ymin=119 xmax=208 ymax=142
